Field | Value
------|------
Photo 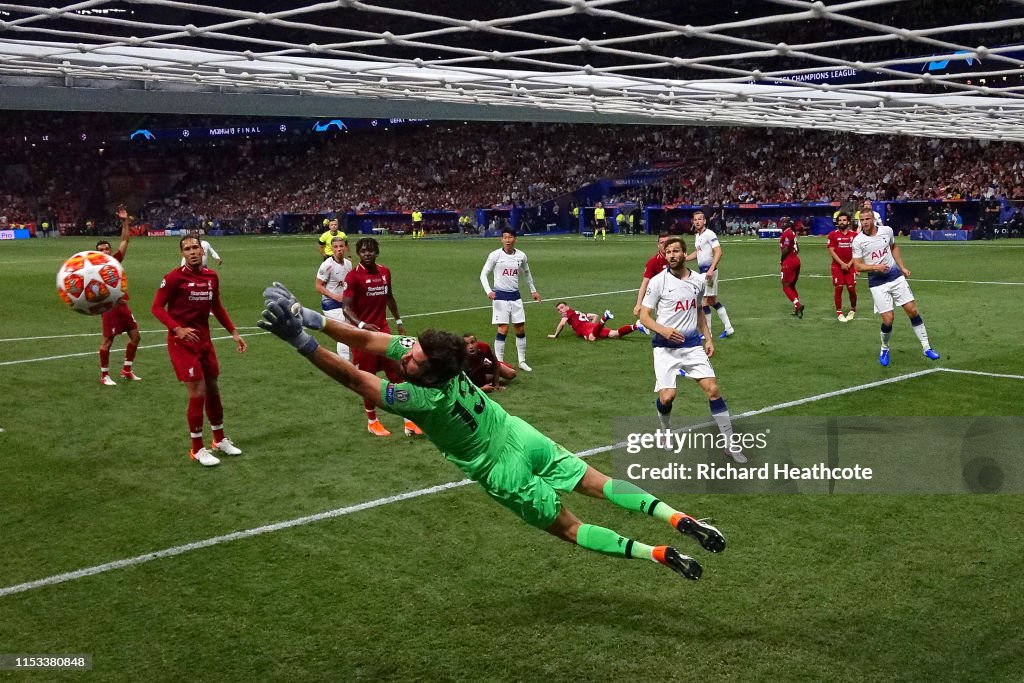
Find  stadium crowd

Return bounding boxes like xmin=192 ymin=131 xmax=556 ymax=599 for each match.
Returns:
xmin=4 ymin=113 xmax=1024 ymax=231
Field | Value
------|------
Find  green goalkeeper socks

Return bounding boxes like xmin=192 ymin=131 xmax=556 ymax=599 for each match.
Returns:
xmin=576 ymin=523 xmax=654 ymax=561
xmin=602 ymin=479 xmax=679 ymax=524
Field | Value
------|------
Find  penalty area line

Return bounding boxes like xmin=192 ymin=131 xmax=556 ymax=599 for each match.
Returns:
xmin=0 ymin=365 xmax=941 ymax=599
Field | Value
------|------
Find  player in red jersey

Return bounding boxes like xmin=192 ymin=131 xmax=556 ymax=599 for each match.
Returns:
xmin=151 ymin=236 xmax=248 ymax=467
xmin=826 ymin=211 xmax=858 ymax=322
xmin=342 ymin=237 xmax=422 ymax=437
xmin=779 ymin=218 xmax=803 ymax=317
xmin=463 ymin=333 xmax=517 ymax=392
xmin=633 ymin=232 xmax=670 ymax=318
xmin=96 ymin=205 xmax=141 ymax=385
xmin=548 ymin=302 xmax=640 ymax=341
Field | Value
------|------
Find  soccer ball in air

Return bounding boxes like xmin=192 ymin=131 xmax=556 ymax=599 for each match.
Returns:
xmin=56 ymin=251 xmax=127 ymax=315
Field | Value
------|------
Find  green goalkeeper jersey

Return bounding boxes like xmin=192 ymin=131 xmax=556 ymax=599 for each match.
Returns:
xmin=378 ymin=336 xmax=512 ymax=481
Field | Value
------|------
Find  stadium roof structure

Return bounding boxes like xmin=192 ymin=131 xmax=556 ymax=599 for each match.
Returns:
xmin=4 ymin=1 xmax=1024 ymax=139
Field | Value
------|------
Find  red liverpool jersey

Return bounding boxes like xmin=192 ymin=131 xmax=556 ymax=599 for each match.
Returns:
xmin=827 ymin=229 xmax=856 ymax=263
xmin=643 ymin=253 xmax=668 ymax=279
xmin=780 ymin=228 xmax=800 ymax=264
xmin=344 ymin=263 xmax=394 ymax=330
xmin=151 ymin=265 xmax=234 ymax=339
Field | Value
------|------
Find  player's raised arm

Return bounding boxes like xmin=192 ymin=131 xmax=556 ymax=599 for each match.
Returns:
xmin=259 ymin=299 xmax=382 ymax=405
xmin=264 ymin=282 xmax=391 ymax=355
xmin=115 ymin=205 xmax=131 ymax=257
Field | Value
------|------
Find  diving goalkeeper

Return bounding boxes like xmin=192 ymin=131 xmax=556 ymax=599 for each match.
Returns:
xmin=257 ymin=283 xmax=726 ymax=581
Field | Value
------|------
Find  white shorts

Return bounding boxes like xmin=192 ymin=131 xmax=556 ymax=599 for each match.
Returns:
xmin=653 ymin=346 xmax=715 ymax=391
xmin=323 ymin=308 xmax=351 ymax=360
xmin=869 ymin=277 xmax=915 ymax=314
xmin=702 ymin=269 xmax=719 ymax=298
xmin=492 ymin=298 xmax=526 ymax=325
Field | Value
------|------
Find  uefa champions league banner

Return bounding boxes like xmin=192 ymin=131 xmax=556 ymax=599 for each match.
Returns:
xmin=611 ymin=417 xmax=1023 ymax=494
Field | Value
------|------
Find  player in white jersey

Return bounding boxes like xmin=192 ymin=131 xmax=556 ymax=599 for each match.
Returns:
xmin=315 ymin=236 xmax=353 ymax=361
xmin=852 ymin=212 xmax=940 ymax=367
xmin=639 ymin=236 xmax=746 ymax=463
xmin=685 ymin=210 xmax=735 ymax=338
xmin=479 ymin=228 xmax=541 ymax=371
xmin=180 ymin=233 xmax=222 ymax=267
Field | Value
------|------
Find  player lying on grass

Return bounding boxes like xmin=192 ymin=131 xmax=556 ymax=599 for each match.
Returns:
xmin=258 ymin=283 xmax=726 ymax=581
xmin=547 ymin=302 xmax=642 ymax=342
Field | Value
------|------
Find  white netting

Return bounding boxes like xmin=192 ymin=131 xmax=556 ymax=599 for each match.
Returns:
xmin=3 ymin=1 xmax=1024 ymax=138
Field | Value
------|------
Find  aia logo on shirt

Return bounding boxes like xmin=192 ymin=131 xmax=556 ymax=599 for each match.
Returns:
xmin=501 ymin=268 xmax=519 ymax=277
xmin=871 ymin=247 xmax=890 ymax=260
xmin=674 ymin=299 xmax=696 ymax=312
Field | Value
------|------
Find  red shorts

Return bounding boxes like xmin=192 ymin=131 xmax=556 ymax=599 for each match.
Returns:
xmin=831 ymin=265 xmax=857 ymax=287
xmin=352 ymin=348 xmax=404 ymax=382
xmin=167 ymin=335 xmax=219 ymax=382
xmin=781 ymin=259 xmax=801 ymax=285
xmin=101 ymin=302 xmax=138 ymax=338
xmin=574 ymin=322 xmax=611 ymax=339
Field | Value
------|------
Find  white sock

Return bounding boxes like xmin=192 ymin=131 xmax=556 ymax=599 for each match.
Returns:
xmin=336 ymin=342 xmax=351 ymax=362
xmin=658 ymin=412 xmax=671 ymax=430
xmin=715 ymin=305 xmax=733 ymax=332
xmin=515 ymin=335 xmax=527 ymax=364
xmin=495 ymin=338 xmax=506 ymax=362
xmin=912 ymin=322 xmax=931 ymax=350
xmin=881 ymin=330 xmax=892 ymax=350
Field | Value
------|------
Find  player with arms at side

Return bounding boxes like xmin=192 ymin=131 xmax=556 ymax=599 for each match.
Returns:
xmin=639 ymin=237 xmax=747 ymax=464
xmin=685 ymin=211 xmax=735 ymax=338
xmin=258 ymin=283 xmax=727 ymax=581
xmin=779 ymin=218 xmax=804 ymax=318
xmin=463 ymin=333 xmax=517 ymax=392
xmin=852 ymin=212 xmax=940 ymax=366
xmin=827 ymin=212 xmax=858 ymax=322
xmin=342 ymin=237 xmax=422 ymax=437
xmin=548 ymin=303 xmax=639 ymax=342
xmin=97 ymin=205 xmax=142 ymax=385
xmin=315 ymin=236 xmax=353 ymax=361
xmin=151 ymin=236 xmax=248 ymax=467
xmin=480 ymin=228 xmax=541 ymax=371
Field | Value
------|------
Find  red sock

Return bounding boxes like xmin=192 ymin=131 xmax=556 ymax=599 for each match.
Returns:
xmin=364 ymin=401 xmax=377 ymax=423
xmin=834 ymin=287 xmax=843 ymax=313
xmin=847 ymin=285 xmax=857 ymax=310
xmin=616 ymin=324 xmax=635 ymax=336
xmin=125 ymin=341 xmax=138 ymax=364
xmin=188 ymin=396 xmax=205 ymax=452
xmin=782 ymin=285 xmax=798 ymax=303
xmin=99 ymin=348 xmax=110 ymax=373
xmin=206 ymin=392 xmax=225 ymax=442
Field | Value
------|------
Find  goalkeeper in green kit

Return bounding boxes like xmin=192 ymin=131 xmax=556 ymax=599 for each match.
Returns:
xmin=258 ymin=283 xmax=726 ymax=580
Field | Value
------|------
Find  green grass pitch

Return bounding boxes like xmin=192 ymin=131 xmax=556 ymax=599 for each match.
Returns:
xmin=1 ymin=233 xmax=1023 ymax=681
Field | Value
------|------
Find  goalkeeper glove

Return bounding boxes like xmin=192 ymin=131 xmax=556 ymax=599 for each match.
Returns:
xmin=263 ymin=282 xmax=325 ymax=330
xmin=258 ymin=299 xmax=319 ymax=356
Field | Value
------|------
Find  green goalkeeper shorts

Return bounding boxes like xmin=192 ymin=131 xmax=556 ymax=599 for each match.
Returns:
xmin=477 ymin=417 xmax=588 ymax=529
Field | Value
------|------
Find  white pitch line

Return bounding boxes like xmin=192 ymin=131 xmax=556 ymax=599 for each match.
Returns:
xmin=0 ymin=275 xmax=778 ymax=347
xmin=0 ymin=365 xmax=958 ymax=599
xmin=0 ymin=325 xmax=265 ymax=344
xmin=938 ymin=368 xmax=1024 ymax=381
xmin=0 ymin=332 xmax=266 ymax=367
xmin=803 ymin=274 xmax=1024 ymax=286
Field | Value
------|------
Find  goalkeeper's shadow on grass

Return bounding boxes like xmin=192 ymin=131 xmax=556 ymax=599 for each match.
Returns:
xmin=476 ymin=585 xmax=733 ymax=634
